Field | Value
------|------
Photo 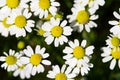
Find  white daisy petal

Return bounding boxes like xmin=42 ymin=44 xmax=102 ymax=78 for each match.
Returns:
xmin=110 ymin=59 xmax=116 ymax=70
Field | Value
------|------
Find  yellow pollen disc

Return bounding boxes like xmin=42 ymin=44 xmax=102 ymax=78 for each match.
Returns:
xmin=119 ymin=20 xmax=120 ymax=25
xmin=42 ymin=13 xmax=52 ymax=21
xmin=6 ymin=0 xmax=19 ymax=8
xmin=30 ymin=54 xmax=42 ymax=66
xmin=17 ymin=41 xmax=25 ymax=49
xmin=39 ymin=0 xmax=50 ymax=10
xmin=76 ymin=10 xmax=89 ymax=24
xmin=2 ymin=18 xmax=12 ymax=28
xmin=19 ymin=64 xmax=25 ymax=69
xmin=38 ymin=28 xmax=45 ymax=36
xmin=6 ymin=55 xmax=17 ymax=65
xmin=15 ymin=15 xmax=26 ymax=28
xmin=73 ymin=46 xmax=85 ymax=59
xmin=51 ymin=26 xmax=63 ymax=37
xmin=111 ymin=37 xmax=120 ymax=47
xmin=55 ymin=73 xmax=67 ymax=80
xmin=111 ymin=47 xmax=120 ymax=59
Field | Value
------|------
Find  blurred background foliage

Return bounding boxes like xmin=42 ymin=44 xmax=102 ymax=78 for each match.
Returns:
xmin=1 ymin=0 xmax=120 ymax=80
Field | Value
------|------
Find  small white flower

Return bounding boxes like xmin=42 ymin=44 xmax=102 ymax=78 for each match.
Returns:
xmin=63 ymin=39 xmax=94 ymax=76
xmin=42 ymin=17 xmax=73 ymax=47
xmin=0 ymin=9 xmax=13 ymax=37
xmin=13 ymin=64 xmax=31 ymax=79
xmin=7 ymin=8 xmax=35 ymax=37
xmin=74 ymin=0 xmax=88 ymax=7
xmin=0 ymin=0 xmax=29 ymax=15
xmin=101 ymin=47 xmax=120 ymax=70
xmin=30 ymin=0 xmax=60 ymax=18
xmin=35 ymin=20 xmax=46 ymax=36
xmin=67 ymin=5 xmax=98 ymax=33
xmin=106 ymin=34 xmax=120 ymax=48
xmin=47 ymin=65 xmax=76 ymax=80
xmin=109 ymin=9 xmax=120 ymax=37
xmin=0 ymin=49 xmax=22 ymax=71
xmin=20 ymin=45 xmax=51 ymax=77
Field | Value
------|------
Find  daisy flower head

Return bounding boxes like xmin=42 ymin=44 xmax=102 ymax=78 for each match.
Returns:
xmin=106 ymin=34 xmax=120 ymax=48
xmin=0 ymin=49 xmax=22 ymax=71
xmin=7 ymin=8 xmax=35 ymax=37
xmin=30 ymin=0 xmax=60 ymax=19
xmin=20 ymin=45 xmax=51 ymax=76
xmin=88 ymin=0 xmax=105 ymax=14
xmin=42 ymin=17 xmax=73 ymax=47
xmin=0 ymin=8 xmax=13 ymax=37
xmin=0 ymin=0 xmax=29 ymax=15
xmin=109 ymin=8 xmax=120 ymax=37
xmin=101 ymin=47 xmax=120 ymax=70
xmin=63 ymin=39 xmax=94 ymax=75
xmin=47 ymin=64 xmax=76 ymax=80
xmin=35 ymin=20 xmax=46 ymax=36
xmin=13 ymin=64 xmax=31 ymax=79
xmin=67 ymin=5 xmax=98 ymax=33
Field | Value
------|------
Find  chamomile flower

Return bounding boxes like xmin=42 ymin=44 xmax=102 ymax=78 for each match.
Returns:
xmin=13 ymin=64 xmax=31 ymax=79
xmin=35 ymin=20 xmax=46 ymax=36
xmin=20 ymin=45 xmax=51 ymax=76
xmin=42 ymin=17 xmax=73 ymax=47
xmin=67 ymin=5 xmax=98 ymax=33
xmin=63 ymin=39 xmax=94 ymax=75
xmin=101 ymin=47 xmax=120 ymax=70
xmin=0 ymin=0 xmax=29 ymax=15
xmin=7 ymin=8 xmax=35 ymax=37
xmin=47 ymin=65 xmax=76 ymax=80
xmin=109 ymin=9 xmax=120 ymax=37
xmin=74 ymin=0 xmax=88 ymax=7
xmin=0 ymin=8 xmax=12 ymax=37
xmin=0 ymin=49 xmax=22 ymax=71
xmin=106 ymin=34 xmax=120 ymax=48
xmin=30 ymin=0 xmax=60 ymax=18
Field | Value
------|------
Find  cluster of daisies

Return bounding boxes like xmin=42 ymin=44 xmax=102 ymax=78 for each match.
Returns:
xmin=0 ymin=0 xmax=105 ymax=79
xmin=101 ymin=8 xmax=120 ymax=70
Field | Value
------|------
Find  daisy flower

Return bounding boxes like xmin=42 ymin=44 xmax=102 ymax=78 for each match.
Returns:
xmin=7 ymin=8 xmax=35 ymax=37
xmin=0 ymin=0 xmax=29 ymax=15
xmin=67 ymin=5 xmax=98 ymax=33
xmin=63 ymin=39 xmax=94 ymax=75
xmin=13 ymin=64 xmax=31 ymax=79
xmin=30 ymin=0 xmax=60 ymax=18
xmin=20 ymin=45 xmax=51 ymax=76
xmin=35 ymin=20 xmax=46 ymax=36
xmin=0 ymin=8 xmax=12 ymax=37
xmin=42 ymin=17 xmax=73 ymax=47
xmin=106 ymin=34 xmax=120 ymax=48
xmin=0 ymin=49 xmax=22 ymax=71
xmin=109 ymin=8 xmax=120 ymax=37
xmin=47 ymin=65 xmax=76 ymax=80
xmin=101 ymin=47 xmax=120 ymax=70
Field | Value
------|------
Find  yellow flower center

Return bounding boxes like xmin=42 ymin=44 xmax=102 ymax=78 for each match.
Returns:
xmin=19 ymin=64 xmax=25 ymax=69
xmin=111 ymin=47 xmax=120 ymax=59
xmin=15 ymin=15 xmax=26 ymax=28
xmin=6 ymin=0 xmax=19 ymax=8
xmin=55 ymin=73 xmax=67 ymax=80
xmin=2 ymin=18 xmax=12 ymax=28
xmin=42 ymin=13 xmax=52 ymax=21
xmin=111 ymin=37 xmax=120 ymax=47
xmin=76 ymin=10 xmax=89 ymax=24
xmin=73 ymin=46 xmax=85 ymax=59
xmin=119 ymin=20 xmax=120 ymax=25
xmin=38 ymin=28 xmax=45 ymax=36
xmin=6 ymin=55 xmax=17 ymax=65
xmin=51 ymin=26 xmax=63 ymax=37
xmin=30 ymin=54 xmax=42 ymax=66
xmin=39 ymin=0 xmax=50 ymax=10
xmin=17 ymin=41 xmax=25 ymax=49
